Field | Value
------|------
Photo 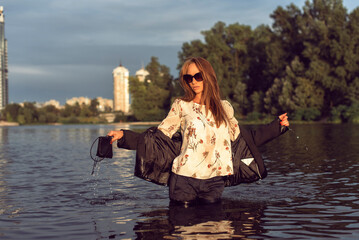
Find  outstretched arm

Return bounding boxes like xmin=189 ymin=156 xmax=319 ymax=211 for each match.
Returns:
xmin=107 ymin=130 xmax=140 ymax=150
xmin=250 ymin=113 xmax=289 ymax=147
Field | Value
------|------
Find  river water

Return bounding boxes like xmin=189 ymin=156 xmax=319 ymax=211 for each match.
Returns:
xmin=0 ymin=123 xmax=358 ymax=239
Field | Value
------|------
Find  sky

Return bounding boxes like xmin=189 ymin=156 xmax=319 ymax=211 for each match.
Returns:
xmin=2 ymin=0 xmax=358 ymax=105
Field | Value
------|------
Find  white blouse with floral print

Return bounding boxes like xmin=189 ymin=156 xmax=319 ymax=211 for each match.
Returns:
xmin=158 ymin=99 xmax=240 ymax=179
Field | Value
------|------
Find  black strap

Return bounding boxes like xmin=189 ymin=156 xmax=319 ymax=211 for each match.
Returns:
xmin=90 ymin=137 xmax=113 ymax=175
xmin=90 ymin=137 xmax=106 ymax=163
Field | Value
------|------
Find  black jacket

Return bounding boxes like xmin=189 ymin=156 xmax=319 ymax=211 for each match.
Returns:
xmin=117 ymin=118 xmax=287 ymax=187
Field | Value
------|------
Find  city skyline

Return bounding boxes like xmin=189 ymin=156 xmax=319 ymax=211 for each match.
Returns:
xmin=2 ymin=1 xmax=358 ymax=105
xmin=10 ymin=62 xmax=148 ymax=108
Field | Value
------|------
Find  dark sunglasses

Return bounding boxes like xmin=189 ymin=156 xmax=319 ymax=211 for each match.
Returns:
xmin=183 ymin=72 xmax=203 ymax=83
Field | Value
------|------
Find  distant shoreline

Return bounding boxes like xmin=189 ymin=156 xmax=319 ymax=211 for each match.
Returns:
xmin=0 ymin=121 xmax=19 ymax=126
xmin=0 ymin=121 xmax=160 ymax=127
xmin=1 ymin=120 xmax=356 ymax=127
xmin=108 ymin=121 xmax=161 ymax=126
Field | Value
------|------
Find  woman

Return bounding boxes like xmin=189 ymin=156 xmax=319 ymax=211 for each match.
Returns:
xmin=108 ymin=57 xmax=289 ymax=205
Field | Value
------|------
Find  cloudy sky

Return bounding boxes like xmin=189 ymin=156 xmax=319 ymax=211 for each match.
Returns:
xmin=2 ymin=0 xmax=358 ymax=104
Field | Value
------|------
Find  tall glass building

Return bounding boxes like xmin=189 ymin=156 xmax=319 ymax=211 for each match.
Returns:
xmin=0 ymin=6 xmax=8 ymax=109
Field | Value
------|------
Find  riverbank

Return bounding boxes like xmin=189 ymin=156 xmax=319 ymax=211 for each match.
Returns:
xmin=1 ymin=120 xmax=357 ymax=127
xmin=0 ymin=121 xmax=19 ymax=126
xmin=0 ymin=121 xmax=161 ymax=127
xmin=108 ymin=121 xmax=161 ymax=126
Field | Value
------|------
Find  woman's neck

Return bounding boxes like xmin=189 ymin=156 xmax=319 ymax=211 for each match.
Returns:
xmin=193 ymin=93 xmax=202 ymax=104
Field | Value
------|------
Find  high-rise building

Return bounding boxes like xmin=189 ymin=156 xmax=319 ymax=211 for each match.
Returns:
xmin=113 ymin=64 xmax=130 ymax=113
xmin=0 ymin=6 xmax=8 ymax=110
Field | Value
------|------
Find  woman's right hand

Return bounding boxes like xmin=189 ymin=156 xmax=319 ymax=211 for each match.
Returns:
xmin=107 ymin=130 xmax=124 ymax=144
xmin=279 ymin=113 xmax=289 ymax=126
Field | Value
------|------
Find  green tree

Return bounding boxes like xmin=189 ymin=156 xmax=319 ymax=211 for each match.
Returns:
xmin=130 ymin=57 xmax=173 ymax=121
xmin=146 ymin=56 xmax=173 ymax=110
xmin=264 ymin=0 xmax=358 ymax=119
xmin=129 ymin=76 xmax=170 ymax=121
xmin=80 ymin=103 xmax=92 ymax=118
xmin=3 ymin=103 xmax=22 ymax=122
xmin=178 ymin=40 xmax=208 ymax=69
xmin=129 ymin=76 xmax=147 ymax=120
xmin=264 ymin=57 xmax=325 ymax=117
xmin=18 ymin=102 xmax=39 ymax=124
xmin=177 ymin=0 xmax=359 ymax=121
xmin=179 ymin=22 xmax=255 ymax=113
xmin=89 ymin=98 xmax=99 ymax=116
xmin=249 ymin=91 xmax=265 ymax=113
xmin=61 ymin=103 xmax=81 ymax=118
xmin=247 ymin=25 xmax=278 ymax=94
xmin=38 ymin=104 xmax=60 ymax=123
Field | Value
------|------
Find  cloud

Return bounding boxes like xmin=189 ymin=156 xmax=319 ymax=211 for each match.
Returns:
xmin=10 ymin=65 xmax=52 ymax=77
xmin=6 ymin=0 xmax=299 ymax=48
xmin=8 ymin=45 xmax=181 ymax=103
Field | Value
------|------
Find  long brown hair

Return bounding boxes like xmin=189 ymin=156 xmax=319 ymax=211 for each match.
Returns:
xmin=179 ymin=57 xmax=229 ymax=127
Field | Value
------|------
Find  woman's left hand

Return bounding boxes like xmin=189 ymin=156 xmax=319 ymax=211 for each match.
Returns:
xmin=107 ymin=130 xmax=124 ymax=144
xmin=279 ymin=113 xmax=289 ymax=126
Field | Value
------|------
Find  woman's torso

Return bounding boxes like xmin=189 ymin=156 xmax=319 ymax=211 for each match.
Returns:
xmin=159 ymin=99 xmax=240 ymax=179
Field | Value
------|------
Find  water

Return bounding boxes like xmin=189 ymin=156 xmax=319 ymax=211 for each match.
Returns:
xmin=0 ymin=123 xmax=358 ymax=239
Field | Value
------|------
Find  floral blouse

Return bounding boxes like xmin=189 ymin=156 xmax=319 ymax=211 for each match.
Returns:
xmin=158 ymin=99 xmax=240 ymax=179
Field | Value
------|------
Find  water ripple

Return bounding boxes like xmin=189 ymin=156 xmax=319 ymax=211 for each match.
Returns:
xmin=0 ymin=124 xmax=358 ymax=239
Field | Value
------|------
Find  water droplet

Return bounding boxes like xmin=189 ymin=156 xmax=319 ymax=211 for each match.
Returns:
xmin=288 ymin=127 xmax=309 ymax=152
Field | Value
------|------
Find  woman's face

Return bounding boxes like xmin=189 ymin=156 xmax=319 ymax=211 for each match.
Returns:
xmin=186 ymin=63 xmax=204 ymax=96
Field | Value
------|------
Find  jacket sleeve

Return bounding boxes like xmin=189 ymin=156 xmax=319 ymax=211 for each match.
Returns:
xmin=249 ymin=118 xmax=288 ymax=147
xmin=117 ymin=129 xmax=140 ymax=150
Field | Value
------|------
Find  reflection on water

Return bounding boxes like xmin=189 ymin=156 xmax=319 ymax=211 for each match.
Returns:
xmin=0 ymin=124 xmax=358 ymax=239
xmin=133 ymin=200 xmax=266 ymax=239
xmin=0 ymin=127 xmax=9 ymax=216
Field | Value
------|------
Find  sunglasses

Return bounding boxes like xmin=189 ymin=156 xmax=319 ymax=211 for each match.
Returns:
xmin=183 ymin=72 xmax=203 ymax=83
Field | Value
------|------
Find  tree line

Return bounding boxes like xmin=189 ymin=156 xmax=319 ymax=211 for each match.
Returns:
xmin=0 ymin=56 xmax=175 ymax=124
xmin=0 ymin=99 xmax=108 ymax=124
xmin=131 ymin=0 xmax=358 ymax=123
xmin=176 ymin=0 xmax=359 ymax=123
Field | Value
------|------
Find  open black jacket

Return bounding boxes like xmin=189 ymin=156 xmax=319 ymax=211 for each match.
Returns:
xmin=117 ymin=118 xmax=287 ymax=187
